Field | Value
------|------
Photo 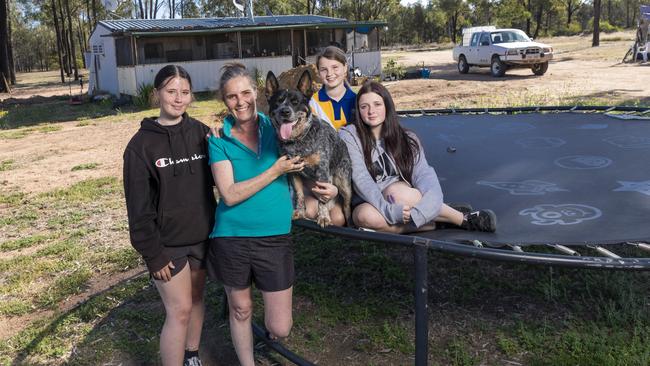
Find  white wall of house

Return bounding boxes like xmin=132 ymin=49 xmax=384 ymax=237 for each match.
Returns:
xmin=88 ymin=25 xmax=119 ymax=95
xmin=115 ymin=55 xmax=293 ymax=96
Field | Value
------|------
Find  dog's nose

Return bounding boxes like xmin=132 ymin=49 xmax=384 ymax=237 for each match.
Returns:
xmin=280 ymin=108 xmax=291 ymax=117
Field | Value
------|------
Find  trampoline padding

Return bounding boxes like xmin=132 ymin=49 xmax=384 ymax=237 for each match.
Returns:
xmin=398 ymin=112 xmax=650 ymax=246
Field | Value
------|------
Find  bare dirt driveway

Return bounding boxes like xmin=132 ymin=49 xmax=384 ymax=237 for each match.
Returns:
xmin=383 ymin=31 xmax=650 ymax=109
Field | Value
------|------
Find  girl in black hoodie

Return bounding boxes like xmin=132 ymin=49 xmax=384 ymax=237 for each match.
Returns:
xmin=123 ymin=65 xmax=216 ymax=366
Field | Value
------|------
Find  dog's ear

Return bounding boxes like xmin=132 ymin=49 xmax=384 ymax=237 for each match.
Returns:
xmin=297 ymin=71 xmax=314 ymax=99
xmin=265 ymin=71 xmax=279 ymax=100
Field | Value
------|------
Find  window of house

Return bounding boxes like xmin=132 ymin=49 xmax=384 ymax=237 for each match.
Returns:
xmin=206 ymin=33 xmax=239 ymax=59
xmin=143 ymin=42 xmax=164 ymax=64
xmin=115 ymin=37 xmax=134 ymax=66
xmin=306 ymin=30 xmax=333 ymax=56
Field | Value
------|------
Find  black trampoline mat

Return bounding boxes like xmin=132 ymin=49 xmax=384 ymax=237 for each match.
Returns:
xmin=398 ymin=112 xmax=650 ymax=246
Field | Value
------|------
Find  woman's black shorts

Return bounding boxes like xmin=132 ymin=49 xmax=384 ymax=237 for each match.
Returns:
xmin=158 ymin=240 xmax=207 ymax=278
xmin=206 ymin=234 xmax=294 ymax=292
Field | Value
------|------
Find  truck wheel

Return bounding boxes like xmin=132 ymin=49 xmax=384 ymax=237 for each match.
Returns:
xmin=532 ymin=62 xmax=549 ymax=75
xmin=490 ymin=56 xmax=506 ymax=77
xmin=458 ymin=56 xmax=469 ymax=74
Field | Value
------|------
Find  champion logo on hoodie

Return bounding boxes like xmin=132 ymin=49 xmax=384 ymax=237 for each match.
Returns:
xmin=155 ymin=154 xmax=206 ymax=169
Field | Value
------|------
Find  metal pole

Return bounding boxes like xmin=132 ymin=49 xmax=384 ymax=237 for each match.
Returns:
xmin=413 ymin=243 xmax=428 ymax=366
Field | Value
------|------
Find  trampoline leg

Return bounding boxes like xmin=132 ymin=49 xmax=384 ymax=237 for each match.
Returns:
xmin=413 ymin=243 xmax=428 ymax=366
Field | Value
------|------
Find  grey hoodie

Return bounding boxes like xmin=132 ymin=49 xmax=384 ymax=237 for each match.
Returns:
xmin=339 ymin=124 xmax=443 ymax=228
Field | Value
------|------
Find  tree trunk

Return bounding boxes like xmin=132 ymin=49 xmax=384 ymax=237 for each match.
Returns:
xmin=137 ymin=0 xmax=144 ymax=18
xmin=0 ymin=0 xmax=8 ymax=93
xmin=607 ymin=0 xmax=612 ymax=24
xmin=592 ymin=0 xmax=601 ymax=47
xmin=6 ymin=0 xmax=15 ymax=84
xmin=533 ymin=2 xmax=543 ymax=39
xmin=0 ymin=0 xmax=12 ymax=92
xmin=525 ymin=0 xmax=532 ymax=35
xmin=51 ymin=0 xmax=65 ymax=82
xmin=86 ymin=0 xmax=92 ymax=36
xmin=92 ymin=0 xmax=97 ymax=27
xmin=57 ymin=0 xmax=71 ymax=75
xmin=64 ymin=0 xmax=79 ymax=79
xmin=77 ymin=19 xmax=87 ymax=68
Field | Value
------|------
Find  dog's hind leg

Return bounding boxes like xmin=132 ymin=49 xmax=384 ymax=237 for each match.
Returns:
xmin=292 ymin=175 xmax=307 ymax=220
xmin=317 ymin=199 xmax=334 ymax=227
xmin=333 ymin=173 xmax=353 ymax=227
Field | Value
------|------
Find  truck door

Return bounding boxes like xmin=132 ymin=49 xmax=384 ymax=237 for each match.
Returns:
xmin=477 ymin=32 xmax=492 ymax=65
xmin=465 ymin=32 xmax=481 ymax=64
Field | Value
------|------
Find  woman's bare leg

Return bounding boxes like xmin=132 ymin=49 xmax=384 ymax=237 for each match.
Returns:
xmin=262 ymin=287 xmax=293 ymax=339
xmin=184 ymin=268 xmax=206 ymax=352
xmin=154 ymin=264 xmax=193 ymax=366
xmin=224 ymin=286 xmax=255 ymax=366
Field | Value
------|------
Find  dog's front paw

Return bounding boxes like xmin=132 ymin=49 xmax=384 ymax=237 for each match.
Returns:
xmin=316 ymin=215 xmax=332 ymax=228
xmin=292 ymin=209 xmax=306 ymax=220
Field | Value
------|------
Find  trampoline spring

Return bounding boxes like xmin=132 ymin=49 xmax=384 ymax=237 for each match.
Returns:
xmin=550 ymin=244 xmax=580 ymax=256
xmin=640 ymin=109 xmax=650 ymax=115
xmin=628 ymin=242 xmax=650 ymax=253
xmin=570 ymin=105 xmax=578 ymax=112
xmin=590 ymin=245 xmax=622 ymax=259
xmin=605 ymin=106 xmax=616 ymax=112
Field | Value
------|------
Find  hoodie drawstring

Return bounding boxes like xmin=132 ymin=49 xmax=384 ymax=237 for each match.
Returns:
xmin=180 ymin=127 xmax=195 ymax=175
xmin=166 ymin=130 xmax=179 ymax=177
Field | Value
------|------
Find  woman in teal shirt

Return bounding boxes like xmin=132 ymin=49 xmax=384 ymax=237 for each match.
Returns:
xmin=206 ymin=63 xmax=304 ymax=366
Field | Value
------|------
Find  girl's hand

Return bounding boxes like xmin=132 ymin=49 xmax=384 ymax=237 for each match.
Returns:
xmin=273 ymin=155 xmax=305 ymax=175
xmin=402 ymin=205 xmax=411 ymax=223
xmin=152 ymin=261 xmax=175 ymax=282
xmin=312 ymin=181 xmax=338 ymax=203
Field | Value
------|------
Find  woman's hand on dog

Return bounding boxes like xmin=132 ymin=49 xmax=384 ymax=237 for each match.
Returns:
xmin=273 ymin=155 xmax=305 ymax=176
xmin=312 ymin=181 xmax=338 ymax=203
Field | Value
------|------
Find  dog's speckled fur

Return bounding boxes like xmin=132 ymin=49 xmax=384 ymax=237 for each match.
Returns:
xmin=265 ymin=70 xmax=352 ymax=227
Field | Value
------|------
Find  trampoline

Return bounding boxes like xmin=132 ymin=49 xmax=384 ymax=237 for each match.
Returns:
xmin=253 ymin=106 xmax=650 ymax=366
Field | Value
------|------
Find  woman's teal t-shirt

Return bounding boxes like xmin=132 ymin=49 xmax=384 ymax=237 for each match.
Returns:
xmin=208 ymin=113 xmax=292 ymax=237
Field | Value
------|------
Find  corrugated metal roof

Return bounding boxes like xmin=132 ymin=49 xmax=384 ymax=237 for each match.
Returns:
xmin=98 ymin=15 xmax=350 ymax=33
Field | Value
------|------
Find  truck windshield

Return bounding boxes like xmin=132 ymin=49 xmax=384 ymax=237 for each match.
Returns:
xmin=490 ymin=30 xmax=531 ymax=43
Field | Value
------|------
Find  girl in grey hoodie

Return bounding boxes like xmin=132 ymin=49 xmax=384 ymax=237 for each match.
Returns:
xmin=339 ymin=81 xmax=496 ymax=233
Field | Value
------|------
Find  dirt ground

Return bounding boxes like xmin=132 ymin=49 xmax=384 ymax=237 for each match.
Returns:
xmin=0 ymin=32 xmax=649 ymax=362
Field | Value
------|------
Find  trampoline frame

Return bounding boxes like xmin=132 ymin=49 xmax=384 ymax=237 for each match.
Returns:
xmin=252 ymin=105 xmax=650 ymax=366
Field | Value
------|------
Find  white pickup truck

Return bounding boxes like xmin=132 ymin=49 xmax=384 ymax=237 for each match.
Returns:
xmin=452 ymin=26 xmax=554 ymax=77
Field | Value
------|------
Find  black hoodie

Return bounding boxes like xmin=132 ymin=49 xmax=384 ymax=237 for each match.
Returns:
xmin=123 ymin=113 xmax=216 ymax=273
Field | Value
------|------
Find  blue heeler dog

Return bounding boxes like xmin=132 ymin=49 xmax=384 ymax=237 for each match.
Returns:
xmin=265 ymin=70 xmax=352 ymax=227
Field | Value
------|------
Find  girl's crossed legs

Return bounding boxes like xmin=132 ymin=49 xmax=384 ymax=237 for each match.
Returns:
xmin=353 ymin=181 xmax=463 ymax=233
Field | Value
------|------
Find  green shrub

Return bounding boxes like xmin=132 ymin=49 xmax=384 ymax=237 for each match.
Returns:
xmin=384 ymin=58 xmax=405 ymax=80
xmin=554 ymin=22 xmax=583 ymax=36
xmin=133 ymin=83 xmax=155 ymax=109
xmin=587 ymin=19 xmax=622 ymax=33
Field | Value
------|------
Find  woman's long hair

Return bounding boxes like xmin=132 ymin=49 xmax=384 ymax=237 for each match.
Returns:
xmin=354 ymin=81 xmax=419 ymax=184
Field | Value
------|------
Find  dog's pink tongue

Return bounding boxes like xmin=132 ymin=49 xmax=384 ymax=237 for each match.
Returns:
xmin=279 ymin=121 xmax=298 ymax=140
